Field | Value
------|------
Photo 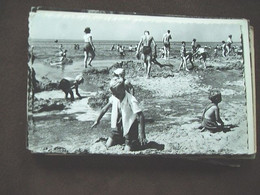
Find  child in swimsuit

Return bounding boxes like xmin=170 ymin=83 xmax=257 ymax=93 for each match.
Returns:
xmin=178 ymin=41 xmax=189 ymax=71
xmin=201 ymin=90 xmax=224 ymax=132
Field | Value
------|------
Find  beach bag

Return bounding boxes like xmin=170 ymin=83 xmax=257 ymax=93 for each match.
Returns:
xmin=142 ymin=46 xmax=151 ymax=55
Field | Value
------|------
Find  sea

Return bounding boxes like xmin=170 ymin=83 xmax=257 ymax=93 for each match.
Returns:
xmin=29 ymin=39 xmax=241 ymax=62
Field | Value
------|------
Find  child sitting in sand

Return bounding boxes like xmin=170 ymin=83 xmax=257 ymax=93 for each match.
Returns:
xmin=178 ymin=41 xmax=189 ymax=71
xmin=113 ymin=68 xmax=134 ymax=95
xmin=58 ymin=74 xmax=84 ymax=101
xmin=201 ymin=90 xmax=224 ymax=132
xmin=91 ymin=77 xmax=147 ymax=151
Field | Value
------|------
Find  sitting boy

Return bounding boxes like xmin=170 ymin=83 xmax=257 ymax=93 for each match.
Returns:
xmin=58 ymin=74 xmax=84 ymax=101
xmin=201 ymin=90 xmax=224 ymax=132
xmin=113 ymin=68 xmax=134 ymax=95
xmin=91 ymin=77 xmax=147 ymax=151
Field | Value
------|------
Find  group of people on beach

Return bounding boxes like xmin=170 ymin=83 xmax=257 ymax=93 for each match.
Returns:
xmin=28 ymin=26 xmax=238 ymax=152
xmin=89 ymin=67 xmax=225 ymax=151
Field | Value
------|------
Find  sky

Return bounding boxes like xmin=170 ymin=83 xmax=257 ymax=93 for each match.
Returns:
xmin=29 ymin=10 xmax=243 ymax=42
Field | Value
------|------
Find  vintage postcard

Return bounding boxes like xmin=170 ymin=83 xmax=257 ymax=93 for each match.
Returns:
xmin=27 ymin=8 xmax=256 ymax=156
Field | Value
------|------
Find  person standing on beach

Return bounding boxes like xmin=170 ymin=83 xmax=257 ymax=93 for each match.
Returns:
xmin=162 ymin=30 xmax=172 ymax=60
xmin=83 ymin=27 xmax=95 ymax=68
xmin=226 ymin=35 xmax=233 ymax=56
xmin=191 ymin=38 xmax=197 ymax=61
xmin=178 ymin=41 xmax=189 ymax=71
xmin=221 ymin=41 xmax=228 ymax=57
xmin=136 ymin=30 xmax=157 ymax=78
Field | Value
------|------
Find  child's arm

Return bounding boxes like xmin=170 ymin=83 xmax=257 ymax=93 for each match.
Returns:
xmin=89 ymin=36 xmax=95 ymax=51
xmin=91 ymin=102 xmax=111 ymax=128
xmin=136 ymin=111 xmax=147 ymax=146
xmin=74 ymin=84 xmax=82 ymax=99
xmin=152 ymin=38 xmax=157 ymax=58
xmin=215 ymin=107 xmax=224 ymax=127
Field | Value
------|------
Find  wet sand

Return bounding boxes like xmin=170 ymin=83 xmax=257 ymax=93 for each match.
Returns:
xmin=28 ymin=55 xmax=248 ymax=155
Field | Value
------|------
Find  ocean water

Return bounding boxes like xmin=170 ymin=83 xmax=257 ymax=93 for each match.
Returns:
xmin=29 ymin=39 xmax=241 ymax=62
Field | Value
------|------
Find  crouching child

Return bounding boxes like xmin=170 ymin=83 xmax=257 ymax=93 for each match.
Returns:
xmin=59 ymin=74 xmax=84 ymax=101
xmin=201 ymin=90 xmax=224 ymax=132
xmin=91 ymin=77 xmax=147 ymax=151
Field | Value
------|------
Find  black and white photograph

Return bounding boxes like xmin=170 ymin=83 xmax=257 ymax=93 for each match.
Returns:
xmin=27 ymin=9 xmax=255 ymax=156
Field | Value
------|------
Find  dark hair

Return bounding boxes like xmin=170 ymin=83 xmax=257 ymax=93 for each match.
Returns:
xmin=193 ymin=38 xmax=196 ymax=41
xmin=144 ymin=30 xmax=150 ymax=35
xmin=196 ymin=44 xmax=201 ymax=48
xmin=181 ymin=41 xmax=185 ymax=44
xmin=167 ymin=30 xmax=170 ymax=33
xmin=84 ymin=27 xmax=91 ymax=33
xmin=208 ymin=90 xmax=222 ymax=103
xmin=228 ymin=35 xmax=232 ymax=37
xmin=222 ymin=41 xmax=225 ymax=44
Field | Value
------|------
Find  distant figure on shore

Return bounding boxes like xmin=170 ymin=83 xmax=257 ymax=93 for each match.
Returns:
xmin=74 ymin=44 xmax=80 ymax=50
xmin=136 ymin=30 xmax=157 ymax=78
xmin=128 ymin=45 xmax=134 ymax=52
xmin=119 ymin=46 xmax=125 ymax=57
xmin=191 ymin=38 xmax=197 ymax=61
xmin=116 ymin=44 xmax=120 ymax=52
xmin=113 ymin=68 xmax=134 ymax=95
xmin=59 ymin=44 xmax=64 ymax=51
xmin=58 ymin=74 xmax=84 ymax=101
xmin=28 ymin=45 xmax=35 ymax=65
xmin=221 ymin=41 xmax=228 ymax=57
xmin=191 ymin=39 xmax=197 ymax=53
xmin=201 ymin=90 xmax=224 ymax=132
xmin=91 ymin=77 xmax=147 ymax=151
xmin=214 ymin=45 xmax=218 ymax=58
xmin=111 ymin=44 xmax=115 ymax=51
xmin=162 ymin=30 xmax=172 ymax=60
xmin=193 ymin=44 xmax=208 ymax=69
xmin=178 ymin=41 xmax=189 ymax=72
xmin=226 ymin=35 xmax=233 ymax=56
xmin=83 ymin=27 xmax=95 ymax=68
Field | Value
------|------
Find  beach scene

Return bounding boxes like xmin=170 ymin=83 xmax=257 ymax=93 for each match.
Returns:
xmin=27 ymin=10 xmax=249 ymax=155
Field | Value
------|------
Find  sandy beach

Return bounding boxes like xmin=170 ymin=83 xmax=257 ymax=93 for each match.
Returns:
xmin=27 ymin=50 xmax=249 ymax=156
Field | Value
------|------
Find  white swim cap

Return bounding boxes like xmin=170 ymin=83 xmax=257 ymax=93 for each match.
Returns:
xmin=113 ymin=68 xmax=125 ymax=78
xmin=75 ymin=74 xmax=84 ymax=83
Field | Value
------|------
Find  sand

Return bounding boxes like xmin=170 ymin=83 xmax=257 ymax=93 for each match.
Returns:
xmin=27 ymin=54 xmax=249 ymax=155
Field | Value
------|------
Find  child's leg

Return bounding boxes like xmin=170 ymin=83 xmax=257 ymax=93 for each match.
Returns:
xmin=88 ymin=50 xmax=95 ymax=66
xmin=106 ymin=119 xmax=124 ymax=148
xmin=183 ymin=57 xmax=189 ymax=71
xmin=124 ymin=120 xmax=139 ymax=151
xmin=146 ymin=56 xmax=152 ymax=78
xmin=68 ymin=90 xmax=74 ymax=101
xmin=178 ymin=57 xmax=184 ymax=71
xmin=84 ymin=51 xmax=88 ymax=68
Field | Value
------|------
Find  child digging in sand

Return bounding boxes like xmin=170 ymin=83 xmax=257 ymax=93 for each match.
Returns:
xmin=201 ymin=90 xmax=224 ymax=133
xmin=91 ymin=77 xmax=147 ymax=151
xmin=113 ymin=68 xmax=134 ymax=95
xmin=59 ymin=74 xmax=84 ymax=101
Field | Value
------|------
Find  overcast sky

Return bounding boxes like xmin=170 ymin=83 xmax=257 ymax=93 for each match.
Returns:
xmin=29 ymin=10 xmax=243 ymax=42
